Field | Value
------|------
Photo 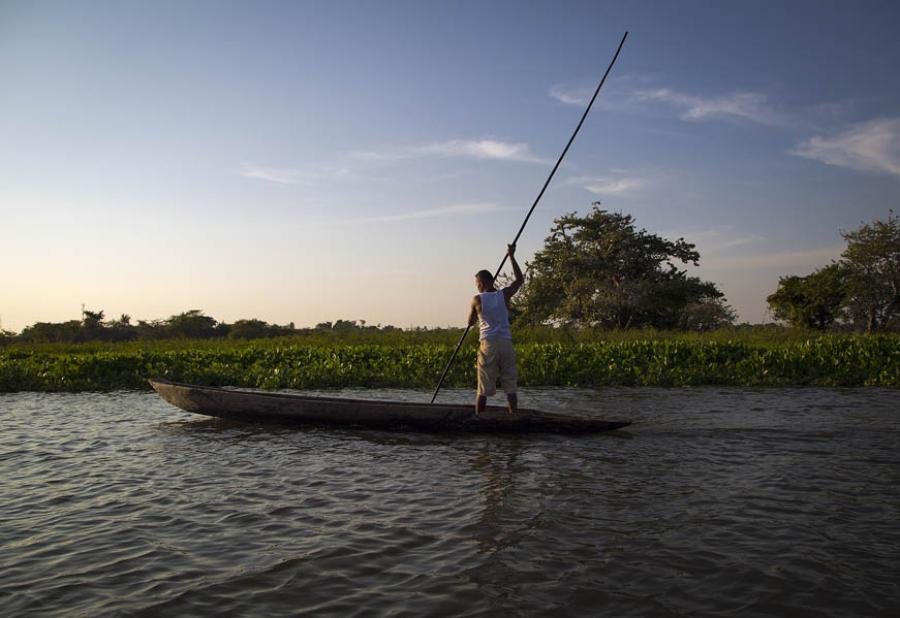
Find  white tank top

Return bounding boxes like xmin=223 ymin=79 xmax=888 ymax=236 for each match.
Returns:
xmin=478 ymin=290 xmax=512 ymax=341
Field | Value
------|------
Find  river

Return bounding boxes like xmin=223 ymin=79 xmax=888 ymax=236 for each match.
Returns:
xmin=2 ymin=387 xmax=898 ymax=616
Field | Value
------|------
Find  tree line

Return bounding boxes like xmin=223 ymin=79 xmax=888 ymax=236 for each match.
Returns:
xmin=0 ymin=310 xmax=403 ymax=345
xmin=766 ymin=212 xmax=900 ymax=332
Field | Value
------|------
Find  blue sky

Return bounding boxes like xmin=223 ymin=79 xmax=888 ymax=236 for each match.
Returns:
xmin=2 ymin=0 xmax=899 ymax=331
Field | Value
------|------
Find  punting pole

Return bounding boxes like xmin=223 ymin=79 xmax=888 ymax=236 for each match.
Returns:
xmin=430 ymin=31 xmax=629 ymax=404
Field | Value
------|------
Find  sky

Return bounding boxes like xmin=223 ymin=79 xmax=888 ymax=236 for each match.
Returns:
xmin=2 ymin=0 xmax=899 ymax=332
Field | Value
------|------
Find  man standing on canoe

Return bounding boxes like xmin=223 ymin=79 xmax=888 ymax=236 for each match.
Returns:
xmin=468 ymin=244 xmax=524 ymax=415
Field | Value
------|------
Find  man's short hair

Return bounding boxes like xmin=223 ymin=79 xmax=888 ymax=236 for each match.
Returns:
xmin=475 ymin=270 xmax=494 ymax=286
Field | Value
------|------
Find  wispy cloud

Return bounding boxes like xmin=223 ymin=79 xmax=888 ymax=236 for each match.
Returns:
xmin=240 ymin=164 xmax=354 ymax=185
xmin=347 ymin=150 xmax=402 ymax=163
xmin=240 ymin=165 xmax=305 ymax=185
xmin=566 ymin=174 xmax=646 ymax=197
xmin=341 ymin=203 xmax=506 ymax=225
xmin=789 ymin=117 xmax=900 ymax=178
xmin=549 ymin=74 xmax=652 ymax=108
xmin=551 ymin=79 xmax=846 ymax=133
xmin=549 ymin=84 xmax=591 ymax=106
xmin=416 ymin=139 xmax=548 ymax=163
xmin=633 ymin=88 xmax=789 ymax=127
xmin=351 ymin=139 xmax=548 ymax=164
xmin=242 ymin=137 xmax=543 ymax=188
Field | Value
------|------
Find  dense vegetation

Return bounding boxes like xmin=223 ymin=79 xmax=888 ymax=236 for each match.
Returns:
xmin=2 ymin=328 xmax=899 ymax=392
xmin=1 ymin=309 xmax=377 ymax=344
xmin=768 ymin=212 xmax=900 ymax=332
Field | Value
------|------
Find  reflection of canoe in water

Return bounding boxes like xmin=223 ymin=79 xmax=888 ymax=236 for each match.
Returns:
xmin=149 ymin=378 xmax=630 ymax=434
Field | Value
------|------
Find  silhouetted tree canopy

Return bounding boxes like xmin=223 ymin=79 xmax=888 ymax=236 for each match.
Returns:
xmin=767 ymin=212 xmax=900 ymax=333
xmin=165 ymin=310 xmax=219 ymax=339
xmin=229 ymin=319 xmax=296 ymax=339
xmin=514 ymin=205 xmax=733 ymax=330
xmin=7 ymin=310 xmax=400 ymax=344
xmin=841 ymin=212 xmax=900 ymax=332
xmin=767 ymin=263 xmax=849 ymax=330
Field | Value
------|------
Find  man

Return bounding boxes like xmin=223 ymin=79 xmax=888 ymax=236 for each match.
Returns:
xmin=468 ymin=243 xmax=524 ymax=415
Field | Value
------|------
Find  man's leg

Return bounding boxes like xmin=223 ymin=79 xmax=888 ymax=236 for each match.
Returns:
xmin=500 ymin=338 xmax=518 ymax=414
xmin=506 ymin=393 xmax=518 ymax=414
xmin=476 ymin=340 xmax=498 ymax=416
xmin=476 ymin=395 xmax=487 ymax=415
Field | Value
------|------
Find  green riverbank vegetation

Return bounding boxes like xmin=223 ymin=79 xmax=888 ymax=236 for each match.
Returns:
xmin=2 ymin=328 xmax=899 ymax=392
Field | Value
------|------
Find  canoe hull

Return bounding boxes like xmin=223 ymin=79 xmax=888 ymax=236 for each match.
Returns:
xmin=149 ymin=378 xmax=630 ymax=434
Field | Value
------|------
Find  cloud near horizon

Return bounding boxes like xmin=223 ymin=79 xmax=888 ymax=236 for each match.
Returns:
xmin=789 ymin=117 xmax=900 ymax=178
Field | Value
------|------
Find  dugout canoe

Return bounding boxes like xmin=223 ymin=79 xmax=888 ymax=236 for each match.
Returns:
xmin=149 ymin=378 xmax=630 ymax=434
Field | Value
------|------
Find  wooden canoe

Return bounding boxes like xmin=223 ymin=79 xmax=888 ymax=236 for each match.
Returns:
xmin=149 ymin=378 xmax=630 ymax=434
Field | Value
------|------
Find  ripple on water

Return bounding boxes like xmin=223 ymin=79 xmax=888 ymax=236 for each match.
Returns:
xmin=1 ymin=387 xmax=899 ymax=616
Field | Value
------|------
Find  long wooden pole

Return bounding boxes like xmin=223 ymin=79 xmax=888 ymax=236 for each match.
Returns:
xmin=430 ymin=31 xmax=628 ymax=404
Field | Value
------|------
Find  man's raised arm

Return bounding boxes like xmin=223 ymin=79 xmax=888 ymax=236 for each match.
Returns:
xmin=504 ymin=244 xmax=524 ymax=301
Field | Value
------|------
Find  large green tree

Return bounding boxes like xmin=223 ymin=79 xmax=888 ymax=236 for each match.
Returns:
xmin=165 ymin=310 xmax=219 ymax=339
xmin=841 ymin=212 xmax=900 ymax=333
xmin=515 ymin=205 xmax=732 ymax=329
xmin=766 ymin=263 xmax=849 ymax=330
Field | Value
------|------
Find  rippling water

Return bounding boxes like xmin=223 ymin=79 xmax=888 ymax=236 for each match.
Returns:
xmin=2 ymin=387 xmax=899 ymax=616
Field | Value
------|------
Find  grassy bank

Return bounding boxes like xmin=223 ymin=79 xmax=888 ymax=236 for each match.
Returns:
xmin=2 ymin=330 xmax=899 ymax=392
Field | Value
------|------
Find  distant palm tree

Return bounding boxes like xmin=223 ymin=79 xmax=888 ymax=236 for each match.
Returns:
xmin=83 ymin=310 xmax=105 ymax=327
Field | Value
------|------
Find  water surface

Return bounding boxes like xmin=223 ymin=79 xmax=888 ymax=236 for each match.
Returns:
xmin=2 ymin=387 xmax=898 ymax=616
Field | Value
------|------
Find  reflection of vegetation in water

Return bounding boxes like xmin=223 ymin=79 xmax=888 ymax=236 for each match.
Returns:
xmin=2 ymin=331 xmax=900 ymax=391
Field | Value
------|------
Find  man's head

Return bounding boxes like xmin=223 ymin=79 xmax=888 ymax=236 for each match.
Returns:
xmin=475 ymin=269 xmax=494 ymax=292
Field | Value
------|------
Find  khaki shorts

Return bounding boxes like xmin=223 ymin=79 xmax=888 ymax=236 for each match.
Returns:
xmin=477 ymin=337 xmax=518 ymax=397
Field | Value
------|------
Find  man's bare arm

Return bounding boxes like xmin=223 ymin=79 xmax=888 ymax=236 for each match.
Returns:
xmin=503 ymin=244 xmax=525 ymax=303
xmin=468 ymin=296 xmax=480 ymax=327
